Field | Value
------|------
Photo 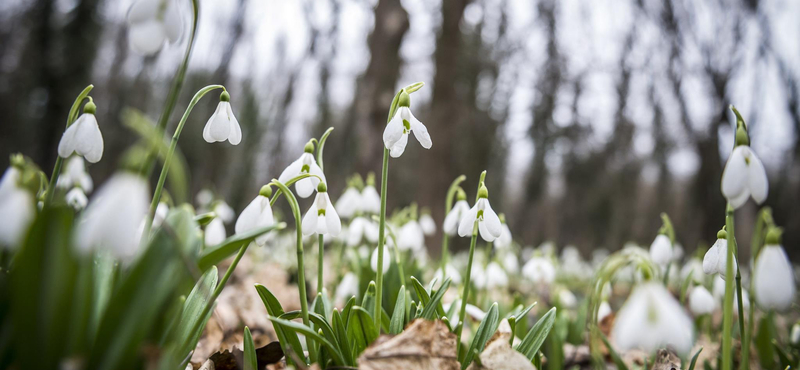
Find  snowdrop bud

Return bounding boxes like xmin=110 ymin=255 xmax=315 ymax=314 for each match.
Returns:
xmin=522 ymin=257 xmax=556 ymax=285
xmin=302 ymin=186 xmax=341 ymax=237
xmin=0 ymin=167 xmax=35 ymax=248
xmin=235 ymin=191 xmax=275 ymax=246
xmin=203 ymin=91 xmax=242 ymax=145
xmin=791 ymin=322 xmax=800 ymax=345
xmin=382 ymin=91 xmax=431 ymax=158
xmin=195 ymin=189 xmax=214 ymax=208
xmin=360 ymin=183 xmax=381 ymax=215
xmin=259 ymin=185 xmax=273 ymax=198
xmin=204 ymin=217 xmax=226 ymax=246
xmin=370 ymin=245 xmax=391 ymax=273
xmin=335 ymin=272 xmax=359 ymax=304
xmin=649 ymin=234 xmax=672 ymax=266
xmin=753 ymin=230 xmax=795 ymax=311
xmin=702 ymin=236 xmax=737 ymax=279
xmin=66 ymin=187 xmax=88 ymax=211
xmin=721 ymin=145 xmax=768 ymax=209
xmin=597 ymin=301 xmax=612 ymax=322
xmin=419 ymin=212 xmax=436 ymax=236
xmin=127 ymin=0 xmax=182 ymax=55
xmin=58 ymin=102 xmax=104 ymax=163
xmin=612 ymin=282 xmax=694 ymax=355
xmin=688 ymin=286 xmax=715 ymax=316
xmin=76 ymin=172 xmax=150 ymax=262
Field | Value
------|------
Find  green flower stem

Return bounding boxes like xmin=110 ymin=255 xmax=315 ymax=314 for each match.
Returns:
xmin=457 ymin=220 xmax=479 ymax=353
xmin=385 ymin=222 xmax=406 ymax=288
xmin=722 ymin=203 xmax=735 ymax=370
xmin=44 ymin=84 xmax=94 ymax=207
xmin=318 ymin=234 xmax=324 ymax=295
xmin=441 ymin=175 xmax=466 ymax=275
xmin=374 ymin=147 xmax=389 ymax=329
xmin=143 ymin=85 xmax=224 ymax=240
xmin=742 ymin=208 xmax=772 ymax=370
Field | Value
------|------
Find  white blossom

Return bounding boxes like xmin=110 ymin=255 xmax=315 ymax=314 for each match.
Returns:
xmin=58 ymin=113 xmax=103 ymax=163
xmin=213 ymin=201 xmax=235 ymax=224
xmin=502 ymin=252 xmax=519 ymax=274
xmin=57 ymin=156 xmax=93 ymax=192
xmin=494 ymin=223 xmax=512 ymax=249
xmin=688 ymin=286 xmax=716 ymax=316
xmin=680 ymin=258 xmax=704 ymax=284
xmin=66 ymin=188 xmax=88 ymax=211
xmin=443 ymin=200 xmax=470 ymax=236
xmin=370 ymin=245 xmax=391 ymax=273
xmin=398 ymin=220 xmax=425 ymax=251
xmin=753 ymin=244 xmax=795 ymax=311
xmin=791 ymin=323 xmax=800 ymax=345
xmin=235 ymin=192 xmax=275 ymax=246
xmin=382 ymin=103 xmax=432 ymax=158
xmin=558 ymin=289 xmax=577 ymax=308
xmin=0 ymin=168 xmax=35 ymax=248
xmin=721 ymin=145 xmax=768 ymax=209
xmin=153 ymin=202 xmax=169 ymax=228
xmin=302 ymin=191 xmax=341 ymax=237
xmin=346 ymin=216 xmax=379 ymax=247
xmin=471 ymin=264 xmax=487 ymax=289
xmin=335 ymin=272 xmax=359 ymax=304
xmin=597 ymin=301 xmax=612 ymax=322
xmin=522 ymin=257 xmax=556 ymax=285
xmin=457 ymin=197 xmax=502 ymax=242
xmin=702 ymin=238 xmax=737 ymax=279
xmin=433 ymin=264 xmax=462 ymax=285
xmin=127 ymin=0 xmax=182 ymax=55
xmin=360 ymin=184 xmax=381 ymax=214
xmin=419 ymin=213 xmax=436 ymax=236
xmin=335 ymin=187 xmax=361 ymax=219
xmin=649 ymin=234 xmax=672 ymax=266
xmin=277 ymin=152 xmax=326 ymax=198
xmin=484 ymin=262 xmax=508 ymax=289
xmin=204 ymin=217 xmax=226 ymax=246
xmin=203 ymin=96 xmax=242 ymax=145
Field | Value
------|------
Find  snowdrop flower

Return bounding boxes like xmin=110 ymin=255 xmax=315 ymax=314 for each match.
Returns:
xmin=494 ymin=218 xmax=512 ymax=249
xmin=688 ymin=286 xmax=715 ymax=316
xmin=278 ymin=141 xmax=326 ymax=198
xmin=444 ymin=301 xmax=487 ymax=322
xmin=433 ymin=264 xmax=462 ymax=285
xmin=712 ymin=276 xmax=726 ymax=299
xmin=721 ymin=138 xmax=767 ymax=209
xmin=681 ymin=258 xmax=704 ymax=284
xmin=335 ymin=272 xmax=359 ymax=303
xmin=203 ymin=91 xmax=242 ymax=145
xmin=335 ymin=186 xmax=361 ymax=219
xmin=485 ymin=262 xmax=508 ymax=289
xmin=597 ymin=301 xmax=612 ymax=322
xmin=443 ymin=193 xmax=470 ymax=236
xmin=302 ymin=183 xmax=341 ymax=237
xmin=66 ymin=188 xmax=88 ymax=211
xmin=649 ymin=234 xmax=672 ymax=266
xmin=126 ymin=0 xmax=182 ymax=55
xmin=0 ymin=167 xmax=35 ymax=248
xmin=753 ymin=230 xmax=795 ymax=311
xmin=76 ymin=172 xmax=150 ymax=262
xmin=213 ymin=201 xmax=235 ymax=224
xmin=457 ymin=184 xmax=502 ymax=242
xmin=57 ymin=156 xmax=93 ymax=192
xmin=58 ymin=101 xmax=103 ymax=163
xmin=235 ymin=186 xmax=275 ymax=246
xmin=153 ymin=202 xmax=169 ymax=228
xmin=370 ymin=245 xmax=391 ymax=273
xmin=398 ymin=220 xmax=425 ymax=251
xmin=471 ymin=264 xmax=487 ymax=289
xmin=522 ymin=256 xmax=556 ymax=285
xmin=346 ymin=216 xmax=379 ymax=247
xmin=502 ymin=252 xmax=519 ymax=274
xmin=791 ymin=323 xmax=800 ymax=345
xmin=558 ymin=289 xmax=577 ymax=308
xmin=612 ymin=282 xmax=694 ymax=355
xmin=703 ymin=231 xmax=737 ymax=279
xmin=672 ymin=243 xmax=684 ymax=262
xmin=204 ymin=217 xmax=226 ymax=246
xmin=419 ymin=212 xmax=436 ymax=236
xmin=195 ymin=189 xmax=214 ymax=208
xmin=360 ymin=180 xmax=381 ymax=214
xmin=382 ymin=90 xmax=431 ymax=157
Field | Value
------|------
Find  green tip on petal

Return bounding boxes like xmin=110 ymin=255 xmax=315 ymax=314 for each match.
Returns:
xmin=398 ymin=90 xmax=411 ymax=108
xmin=259 ymin=185 xmax=273 ymax=198
xmin=717 ymin=229 xmax=727 ymax=240
xmin=765 ymin=227 xmax=783 ymax=245
xmin=456 ymin=187 xmax=467 ymax=201
xmin=220 ymin=90 xmax=231 ymax=102
xmin=304 ymin=140 xmax=315 ymax=153
xmin=478 ymin=184 xmax=489 ymax=199
xmin=317 ymin=181 xmax=327 ymax=193
xmin=83 ymin=101 xmax=97 ymax=114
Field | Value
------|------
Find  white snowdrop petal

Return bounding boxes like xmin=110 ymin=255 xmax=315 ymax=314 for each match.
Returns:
xmin=277 ymin=157 xmax=304 ymax=184
xmin=0 ymin=188 xmax=34 ymax=248
xmin=129 ymin=20 xmax=167 ymax=55
xmin=361 ymin=186 xmax=381 ymax=214
xmin=729 ymin=187 xmax=750 ymax=209
xmin=235 ymin=196 xmax=262 ymax=234
xmin=301 ymin=203 xmax=319 ymax=236
xmin=204 ymin=218 xmax=226 ymax=246
xmin=689 ymin=286 xmax=716 ymax=316
xmin=208 ymin=103 xmax=232 ymax=142
xmin=597 ymin=301 xmax=612 ymax=322
xmin=481 ymin=201 xmax=502 ymax=238
xmin=75 ymin=114 xmax=104 ymax=163
xmin=702 ymin=240 xmax=723 ymax=275
xmin=747 ymin=150 xmax=768 ymax=204
xmin=226 ymin=103 xmax=242 ymax=145
xmin=405 ymin=108 xmax=432 ymax=149
xmin=389 ymin=133 xmax=408 ymax=158
xmin=721 ymin=147 xmax=747 ymax=203
xmin=478 ymin=221 xmax=497 ymax=242
xmin=58 ymin=123 xmax=79 ymax=158
xmin=754 ymin=245 xmax=795 ymax=311
xmin=127 ymin=0 xmax=160 ymax=24
xmin=383 ymin=114 xmax=405 ymax=149
xmin=296 ymin=178 xmax=315 ymax=198
xmin=649 ymin=234 xmax=672 ymax=266
xmin=324 ymin=194 xmax=341 ymax=236
xmin=457 ymin=205 xmax=479 ymax=237
xmin=370 ymin=245 xmax=391 ymax=272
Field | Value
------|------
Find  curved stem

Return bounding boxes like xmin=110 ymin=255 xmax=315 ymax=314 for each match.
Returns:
xmin=440 ymin=175 xmax=466 ymax=275
xmin=44 ymin=84 xmax=94 ymax=207
xmin=316 ymin=127 xmax=334 ymax=170
xmin=722 ymin=203 xmax=735 ymax=370
xmin=374 ymin=148 xmax=389 ymax=329
xmin=143 ymin=85 xmax=224 ymax=239
xmin=157 ymin=0 xmax=199 ymax=133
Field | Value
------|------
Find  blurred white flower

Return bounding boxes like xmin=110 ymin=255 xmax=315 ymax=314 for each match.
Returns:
xmin=126 ymin=0 xmax=182 ymax=55
xmin=195 ymin=189 xmax=214 ymax=208
xmin=76 ymin=172 xmax=150 ymax=262
xmin=335 ymin=272 xmax=359 ymax=304
xmin=235 ymin=189 xmax=275 ymax=246
xmin=203 ymin=92 xmax=241 ymax=145
xmin=347 ymin=216 xmax=378 ymax=247
xmin=502 ymin=252 xmax=519 ymax=274
xmin=522 ymin=257 xmax=556 ymax=285
xmin=672 ymin=243 xmax=684 ymax=262
xmin=471 ymin=264 xmax=487 ymax=289
xmin=444 ymin=300 xmax=486 ymax=322
xmin=360 ymin=184 xmax=381 ymax=214
xmin=703 ymin=238 xmax=737 ymax=279
xmin=433 ymin=264 xmax=462 ymax=285
xmin=558 ymin=289 xmax=577 ymax=308
xmin=58 ymin=109 xmax=103 ymax=163
xmin=597 ymin=301 xmax=612 ymax=322
xmin=382 ymin=92 xmax=431 ymax=158
xmin=494 ymin=223 xmax=512 ymax=249
xmin=457 ymin=190 xmax=501 ymax=242
xmin=213 ymin=201 xmax=235 ymax=224
xmin=398 ymin=220 xmax=425 ymax=251
xmin=649 ymin=234 xmax=672 ymax=266
xmin=721 ymin=145 xmax=768 ymax=209
xmin=57 ymin=156 xmax=93 ymax=192
xmin=370 ymin=245 xmax=391 ymax=273
xmin=791 ymin=323 xmax=800 ymax=345
xmin=419 ymin=213 xmax=436 ymax=236
xmin=278 ymin=150 xmax=325 ymax=199
xmin=712 ymin=275 xmax=726 ymax=300
xmin=680 ymin=258 xmax=704 ymax=284
xmin=753 ymin=244 xmax=795 ymax=311
xmin=688 ymin=286 xmax=715 ymax=316
xmin=0 ymin=168 xmax=35 ymax=248
xmin=302 ymin=190 xmax=341 ymax=237
xmin=153 ymin=202 xmax=169 ymax=228
xmin=66 ymin=187 xmax=88 ymax=211
xmin=204 ymin=217 xmax=226 ymax=246
xmin=612 ymin=282 xmax=694 ymax=355
xmin=335 ymin=187 xmax=361 ymax=219
xmin=443 ymin=199 xmax=470 ymax=236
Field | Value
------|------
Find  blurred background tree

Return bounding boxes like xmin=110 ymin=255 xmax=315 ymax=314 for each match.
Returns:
xmin=1 ymin=0 xmax=798 ymax=260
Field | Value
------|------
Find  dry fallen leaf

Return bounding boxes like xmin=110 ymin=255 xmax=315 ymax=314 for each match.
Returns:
xmin=466 ymin=320 xmax=535 ymax=370
xmin=358 ymin=319 xmax=460 ymax=370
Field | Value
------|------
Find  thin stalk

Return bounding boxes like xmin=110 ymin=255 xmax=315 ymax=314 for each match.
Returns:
xmin=143 ymin=85 xmax=224 ymax=239
xmin=722 ymin=203 xmax=735 ymax=370
xmin=44 ymin=84 xmax=94 ymax=207
xmin=318 ymin=235 xmax=324 ymax=295
xmin=456 ymin=220 xmax=479 ymax=353
xmin=385 ymin=224 xmax=406 ymax=288
xmin=374 ymin=147 xmax=389 ymax=329
xmin=441 ymin=175 xmax=466 ymax=276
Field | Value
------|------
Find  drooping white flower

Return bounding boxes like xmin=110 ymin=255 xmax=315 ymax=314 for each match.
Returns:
xmin=688 ymin=286 xmax=716 ymax=316
xmin=203 ymin=91 xmax=242 ymax=145
xmin=66 ymin=187 xmax=88 ymax=211
xmin=153 ymin=202 xmax=169 ymax=228
xmin=398 ymin=220 xmax=425 ymax=251
xmin=597 ymin=301 xmax=612 ymax=322
xmin=494 ymin=223 xmax=512 ymax=249
xmin=370 ymin=245 xmax=391 ymax=273
xmin=301 ymin=186 xmax=341 ymax=237
xmin=360 ymin=184 xmax=381 ymax=214
xmin=721 ymin=145 xmax=768 ymax=209
xmin=58 ymin=104 xmax=103 ymax=163
xmin=471 ymin=264 xmax=487 ymax=289
xmin=382 ymin=91 xmax=431 ymax=158
xmin=457 ymin=185 xmax=502 ymax=242
xmin=235 ymin=186 xmax=275 ymax=246
xmin=195 ymin=189 xmax=214 ymax=208
xmin=612 ymin=282 xmax=694 ymax=355
xmin=522 ymin=256 xmax=556 ymax=285
xmin=76 ymin=172 xmax=150 ymax=262
xmin=0 ymin=167 xmax=35 ymax=248
xmin=335 ymin=187 xmax=362 ymax=219
xmin=558 ymin=289 xmax=577 ymax=308
xmin=484 ymin=262 xmax=508 ymax=289
xmin=346 ymin=216 xmax=379 ymax=247
xmin=443 ymin=199 xmax=470 ymax=236
xmin=213 ymin=201 xmax=235 ymax=224
xmin=277 ymin=144 xmax=326 ymax=198
xmin=712 ymin=275 xmax=726 ymax=299
xmin=433 ymin=264 xmax=462 ymax=285
xmin=419 ymin=213 xmax=436 ymax=236
xmin=335 ymin=272 xmax=359 ymax=304
xmin=672 ymin=243 xmax=684 ymax=262
xmin=680 ymin=258 xmax=704 ymax=284
xmin=791 ymin=323 xmax=800 ymax=345
xmin=702 ymin=237 xmax=737 ymax=279
xmin=127 ymin=0 xmax=182 ymax=55
xmin=57 ymin=156 xmax=93 ymax=192
xmin=649 ymin=234 xmax=673 ymax=266
xmin=753 ymin=243 xmax=795 ymax=311
xmin=204 ymin=217 xmax=226 ymax=246
xmin=502 ymin=252 xmax=519 ymax=274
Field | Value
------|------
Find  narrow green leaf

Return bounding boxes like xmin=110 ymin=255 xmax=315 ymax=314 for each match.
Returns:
xmin=354 ymin=306 xmax=379 ymax=344
xmin=361 ymin=281 xmax=377 ymax=315
xmin=390 ymin=286 xmax=407 ymax=334
xmin=599 ymin=332 xmax=628 ymax=370
xmin=269 ymin=317 xmax=346 ymax=366
xmin=421 ymin=278 xmax=451 ymax=320
xmin=332 ymin=309 xmax=355 ymax=366
xmin=515 ymin=307 xmax=557 ymax=361
xmin=308 ymin=313 xmax=346 ymax=366
xmin=198 ymin=223 xmax=285 ymax=270
xmin=462 ymin=303 xmax=500 ymax=370
xmin=686 ymin=347 xmax=703 ymax=370
xmin=243 ymin=327 xmax=257 ymax=370
xmin=342 ymin=296 xmax=356 ymax=328
xmin=680 ymin=270 xmax=694 ymax=305
xmin=411 ymin=276 xmax=431 ymax=306
xmin=774 ymin=340 xmax=792 ymax=369
xmin=346 ymin=305 xmax=368 ymax=356
xmin=255 ymin=284 xmax=307 ymax=365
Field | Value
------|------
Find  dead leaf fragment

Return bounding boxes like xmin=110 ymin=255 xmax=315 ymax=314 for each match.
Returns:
xmin=358 ymin=319 xmax=460 ymax=370
xmin=467 ymin=320 xmax=535 ymax=370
